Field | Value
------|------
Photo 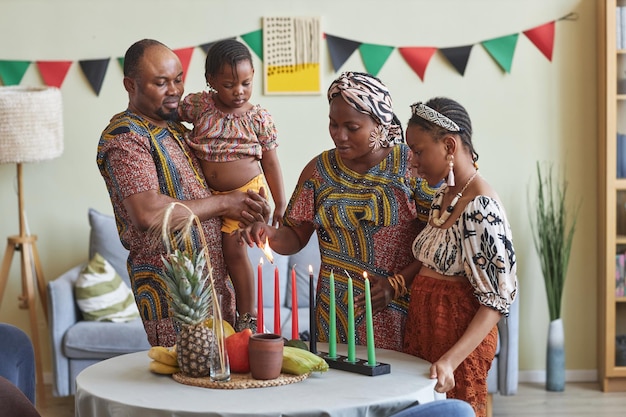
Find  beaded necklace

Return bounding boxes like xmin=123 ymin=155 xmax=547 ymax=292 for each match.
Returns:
xmin=431 ymin=170 xmax=479 ymax=227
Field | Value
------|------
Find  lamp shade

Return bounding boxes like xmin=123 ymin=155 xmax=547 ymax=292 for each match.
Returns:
xmin=0 ymin=86 xmax=64 ymax=164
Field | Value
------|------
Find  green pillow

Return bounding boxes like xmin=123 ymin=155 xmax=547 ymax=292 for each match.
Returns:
xmin=75 ymin=253 xmax=139 ymax=322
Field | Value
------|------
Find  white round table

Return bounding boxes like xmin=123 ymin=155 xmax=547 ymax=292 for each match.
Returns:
xmin=75 ymin=343 xmax=439 ymax=417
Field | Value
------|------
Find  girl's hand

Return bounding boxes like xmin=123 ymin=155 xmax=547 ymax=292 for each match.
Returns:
xmin=429 ymin=359 xmax=456 ymax=394
xmin=271 ymin=211 xmax=284 ymax=228
xmin=354 ymin=274 xmax=393 ymax=316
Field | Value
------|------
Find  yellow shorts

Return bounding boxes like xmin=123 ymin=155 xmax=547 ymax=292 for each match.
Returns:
xmin=212 ymin=174 xmax=265 ymax=234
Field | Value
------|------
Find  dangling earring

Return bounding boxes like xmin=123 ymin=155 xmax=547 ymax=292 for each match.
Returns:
xmin=447 ymin=155 xmax=455 ymax=186
xmin=206 ymin=82 xmax=216 ymax=93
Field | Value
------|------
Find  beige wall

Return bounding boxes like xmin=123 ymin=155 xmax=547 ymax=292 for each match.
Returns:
xmin=0 ymin=0 xmax=597 ymax=380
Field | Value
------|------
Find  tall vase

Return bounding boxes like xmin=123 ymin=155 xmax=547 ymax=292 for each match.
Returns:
xmin=546 ymin=318 xmax=565 ymax=391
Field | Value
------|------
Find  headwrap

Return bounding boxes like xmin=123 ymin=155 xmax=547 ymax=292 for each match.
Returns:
xmin=327 ymin=71 xmax=403 ymax=148
xmin=410 ymin=102 xmax=461 ymax=132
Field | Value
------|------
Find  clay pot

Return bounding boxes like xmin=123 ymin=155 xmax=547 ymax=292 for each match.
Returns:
xmin=248 ymin=333 xmax=284 ymax=380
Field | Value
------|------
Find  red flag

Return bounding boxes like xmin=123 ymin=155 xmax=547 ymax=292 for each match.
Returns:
xmin=398 ymin=47 xmax=437 ymax=81
xmin=36 ymin=61 xmax=72 ymax=88
xmin=172 ymin=47 xmax=195 ymax=82
xmin=523 ymin=21 xmax=555 ymax=61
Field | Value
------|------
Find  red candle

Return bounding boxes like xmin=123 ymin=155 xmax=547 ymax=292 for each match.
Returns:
xmin=291 ymin=265 xmax=299 ymax=340
xmin=274 ymin=266 xmax=281 ymax=335
xmin=257 ymin=258 xmax=264 ymax=333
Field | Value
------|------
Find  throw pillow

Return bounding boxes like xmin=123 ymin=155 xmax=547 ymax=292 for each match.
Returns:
xmin=75 ymin=252 xmax=140 ymax=322
xmin=88 ymin=208 xmax=130 ymax=285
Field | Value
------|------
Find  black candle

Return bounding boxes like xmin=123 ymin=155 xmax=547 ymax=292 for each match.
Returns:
xmin=309 ymin=265 xmax=317 ymax=354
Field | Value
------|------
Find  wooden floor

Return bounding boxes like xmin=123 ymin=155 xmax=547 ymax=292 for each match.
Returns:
xmin=36 ymin=382 xmax=626 ymax=417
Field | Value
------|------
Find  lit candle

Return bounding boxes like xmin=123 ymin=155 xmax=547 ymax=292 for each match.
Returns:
xmin=364 ymin=272 xmax=376 ymax=366
xmin=274 ymin=266 xmax=281 ymax=335
xmin=308 ymin=265 xmax=317 ymax=354
xmin=328 ymin=271 xmax=337 ymax=358
xmin=291 ymin=265 xmax=299 ymax=340
xmin=257 ymin=258 xmax=264 ymax=333
xmin=347 ymin=276 xmax=356 ymax=362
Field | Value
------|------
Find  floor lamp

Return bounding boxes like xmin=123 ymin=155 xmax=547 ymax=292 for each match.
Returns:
xmin=0 ymin=86 xmax=64 ymax=403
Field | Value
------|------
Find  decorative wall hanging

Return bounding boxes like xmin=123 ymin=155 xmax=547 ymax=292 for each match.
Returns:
xmin=0 ymin=13 xmax=576 ymax=95
xmin=262 ymin=16 xmax=321 ymax=95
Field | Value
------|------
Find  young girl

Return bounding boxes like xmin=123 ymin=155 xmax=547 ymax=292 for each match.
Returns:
xmin=403 ymin=97 xmax=517 ymax=417
xmin=179 ymin=39 xmax=286 ymax=332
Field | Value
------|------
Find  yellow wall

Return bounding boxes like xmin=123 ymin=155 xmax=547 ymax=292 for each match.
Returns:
xmin=0 ymin=0 xmax=597 ymax=379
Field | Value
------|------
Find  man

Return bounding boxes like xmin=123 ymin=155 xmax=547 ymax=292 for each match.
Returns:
xmin=97 ymin=39 xmax=269 ymax=346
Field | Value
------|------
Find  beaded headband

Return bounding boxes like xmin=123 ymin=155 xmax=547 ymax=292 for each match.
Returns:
xmin=410 ymin=102 xmax=460 ymax=132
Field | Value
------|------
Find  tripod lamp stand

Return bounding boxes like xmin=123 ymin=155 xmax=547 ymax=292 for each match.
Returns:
xmin=0 ymin=86 xmax=64 ymax=401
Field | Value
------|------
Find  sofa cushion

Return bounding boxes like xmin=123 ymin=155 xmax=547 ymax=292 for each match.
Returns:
xmin=286 ymin=233 xmax=320 ymax=308
xmin=63 ymin=319 xmax=150 ymax=359
xmin=88 ymin=208 xmax=130 ymax=286
xmin=75 ymin=253 xmax=140 ymax=322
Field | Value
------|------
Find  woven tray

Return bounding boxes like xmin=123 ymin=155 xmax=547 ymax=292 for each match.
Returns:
xmin=172 ymin=371 xmax=309 ymax=389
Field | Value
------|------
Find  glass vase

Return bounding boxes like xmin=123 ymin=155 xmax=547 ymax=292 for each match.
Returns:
xmin=210 ymin=296 xmax=230 ymax=382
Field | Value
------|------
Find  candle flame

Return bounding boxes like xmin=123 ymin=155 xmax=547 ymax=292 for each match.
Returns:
xmin=363 ymin=271 xmax=368 ymax=280
xmin=259 ymin=257 xmax=263 ymax=265
xmin=309 ymin=264 xmax=313 ymax=274
xmin=259 ymin=237 xmax=274 ymax=264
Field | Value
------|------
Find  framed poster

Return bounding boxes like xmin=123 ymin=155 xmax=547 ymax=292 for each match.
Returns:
xmin=263 ymin=16 xmax=321 ymax=95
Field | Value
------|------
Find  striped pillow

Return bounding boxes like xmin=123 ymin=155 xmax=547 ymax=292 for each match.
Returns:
xmin=75 ymin=253 xmax=140 ymax=322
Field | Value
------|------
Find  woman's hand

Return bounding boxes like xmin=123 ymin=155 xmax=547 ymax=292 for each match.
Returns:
xmin=237 ymin=221 xmax=275 ymax=247
xmin=429 ymin=358 xmax=455 ymax=394
xmin=354 ymin=274 xmax=393 ymax=316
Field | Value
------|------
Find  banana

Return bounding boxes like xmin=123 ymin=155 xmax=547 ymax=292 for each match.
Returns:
xmin=149 ymin=360 xmax=180 ymax=375
xmin=148 ymin=346 xmax=178 ymax=367
xmin=281 ymin=345 xmax=329 ymax=375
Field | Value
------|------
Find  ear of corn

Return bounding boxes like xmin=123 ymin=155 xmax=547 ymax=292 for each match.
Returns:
xmin=281 ymin=345 xmax=329 ymax=375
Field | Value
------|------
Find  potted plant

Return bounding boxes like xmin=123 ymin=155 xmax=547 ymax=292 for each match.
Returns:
xmin=529 ymin=161 xmax=579 ymax=391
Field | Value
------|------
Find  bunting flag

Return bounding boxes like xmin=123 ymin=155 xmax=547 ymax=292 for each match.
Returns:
xmin=325 ymin=34 xmax=361 ymax=72
xmin=0 ymin=60 xmax=30 ymax=85
xmin=173 ymin=47 xmax=194 ymax=82
xmin=36 ymin=60 xmax=72 ymax=88
xmin=199 ymin=37 xmax=237 ymax=55
xmin=398 ymin=47 xmax=437 ymax=81
xmin=481 ymin=34 xmax=519 ymax=73
xmin=359 ymin=43 xmax=394 ymax=76
xmin=0 ymin=14 xmax=573 ymax=94
xmin=241 ymin=30 xmax=263 ymax=60
xmin=523 ymin=21 xmax=555 ymax=61
xmin=439 ymin=45 xmax=474 ymax=76
xmin=79 ymin=58 xmax=110 ymax=96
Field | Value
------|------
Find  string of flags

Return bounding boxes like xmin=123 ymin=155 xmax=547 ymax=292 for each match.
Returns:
xmin=0 ymin=13 xmax=577 ymax=96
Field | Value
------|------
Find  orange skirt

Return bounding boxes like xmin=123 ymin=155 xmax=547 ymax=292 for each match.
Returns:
xmin=403 ymin=274 xmax=497 ymax=417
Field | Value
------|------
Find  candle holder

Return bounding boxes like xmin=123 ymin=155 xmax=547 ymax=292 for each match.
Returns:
xmin=317 ymin=351 xmax=390 ymax=376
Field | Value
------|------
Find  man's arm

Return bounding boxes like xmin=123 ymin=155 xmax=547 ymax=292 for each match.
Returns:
xmin=123 ymin=188 xmax=270 ymax=232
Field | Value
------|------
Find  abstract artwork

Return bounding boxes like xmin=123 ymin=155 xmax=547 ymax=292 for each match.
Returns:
xmin=262 ymin=16 xmax=321 ymax=95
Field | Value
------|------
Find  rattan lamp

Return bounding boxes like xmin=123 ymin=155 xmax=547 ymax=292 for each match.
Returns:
xmin=0 ymin=86 xmax=63 ymax=402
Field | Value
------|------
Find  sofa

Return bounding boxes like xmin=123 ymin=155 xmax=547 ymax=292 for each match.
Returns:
xmin=47 ymin=208 xmax=319 ymax=397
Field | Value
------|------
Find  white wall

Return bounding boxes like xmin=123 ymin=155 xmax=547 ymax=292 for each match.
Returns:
xmin=0 ymin=0 xmax=597 ymax=378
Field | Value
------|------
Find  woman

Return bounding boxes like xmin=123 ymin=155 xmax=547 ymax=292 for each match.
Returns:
xmin=403 ymin=97 xmax=517 ymax=417
xmin=241 ymin=71 xmax=434 ymax=351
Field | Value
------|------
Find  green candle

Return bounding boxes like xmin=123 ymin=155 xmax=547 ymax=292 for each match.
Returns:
xmin=347 ymin=276 xmax=356 ymax=362
xmin=329 ymin=271 xmax=337 ymax=358
xmin=364 ymin=273 xmax=376 ymax=366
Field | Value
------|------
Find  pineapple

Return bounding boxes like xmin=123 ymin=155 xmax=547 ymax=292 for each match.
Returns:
xmin=160 ymin=248 xmax=213 ymax=378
